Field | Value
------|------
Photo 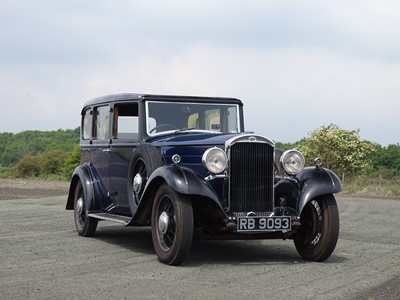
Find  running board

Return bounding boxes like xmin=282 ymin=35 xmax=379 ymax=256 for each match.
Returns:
xmin=88 ymin=213 xmax=132 ymax=226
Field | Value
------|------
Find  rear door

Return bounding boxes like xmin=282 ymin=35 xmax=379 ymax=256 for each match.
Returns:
xmin=91 ymin=104 xmax=112 ymax=196
xmin=109 ymin=102 xmax=140 ymax=211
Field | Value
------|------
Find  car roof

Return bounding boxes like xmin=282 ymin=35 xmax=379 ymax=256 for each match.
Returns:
xmin=83 ymin=93 xmax=244 ymax=108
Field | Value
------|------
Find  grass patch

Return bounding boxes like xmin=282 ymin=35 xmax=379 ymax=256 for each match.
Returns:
xmin=0 ymin=166 xmax=15 ymax=178
xmin=342 ymin=176 xmax=400 ymax=199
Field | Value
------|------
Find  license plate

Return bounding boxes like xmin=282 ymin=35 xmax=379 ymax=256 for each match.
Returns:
xmin=237 ymin=216 xmax=291 ymax=232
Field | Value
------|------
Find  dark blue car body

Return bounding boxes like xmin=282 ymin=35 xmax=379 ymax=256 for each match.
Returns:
xmin=66 ymin=93 xmax=341 ymax=265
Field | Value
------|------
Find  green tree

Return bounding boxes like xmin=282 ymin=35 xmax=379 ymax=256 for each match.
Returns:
xmin=368 ymin=144 xmax=400 ymax=170
xmin=298 ymin=124 xmax=374 ymax=176
xmin=366 ymin=143 xmax=400 ymax=179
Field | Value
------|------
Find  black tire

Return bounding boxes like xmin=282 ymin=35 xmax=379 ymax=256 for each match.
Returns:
xmin=294 ymin=194 xmax=339 ymax=262
xmin=73 ymin=180 xmax=98 ymax=237
xmin=151 ymin=183 xmax=193 ymax=265
xmin=128 ymin=144 xmax=162 ymax=205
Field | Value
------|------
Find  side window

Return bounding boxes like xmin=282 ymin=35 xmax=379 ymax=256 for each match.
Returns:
xmin=82 ymin=109 xmax=93 ymax=140
xmin=113 ymin=103 xmax=139 ymax=140
xmin=94 ymin=105 xmax=110 ymax=140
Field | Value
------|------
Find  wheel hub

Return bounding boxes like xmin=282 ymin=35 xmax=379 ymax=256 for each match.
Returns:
xmin=76 ymin=197 xmax=84 ymax=215
xmin=158 ymin=212 xmax=169 ymax=235
xmin=133 ymin=173 xmax=143 ymax=194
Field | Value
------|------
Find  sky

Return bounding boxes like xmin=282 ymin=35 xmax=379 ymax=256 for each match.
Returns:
xmin=1 ymin=0 xmax=399 ymax=146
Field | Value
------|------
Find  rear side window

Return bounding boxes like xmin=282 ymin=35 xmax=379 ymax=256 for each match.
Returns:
xmin=94 ymin=105 xmax=110 ymax=140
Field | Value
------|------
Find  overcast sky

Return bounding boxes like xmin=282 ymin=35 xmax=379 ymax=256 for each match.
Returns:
xmin=1 ymin=0 xmax=399 ymax=145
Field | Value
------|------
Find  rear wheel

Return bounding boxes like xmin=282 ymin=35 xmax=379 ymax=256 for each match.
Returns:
xmin=74 ymin=180 xmax=98 ymax=237
xmin=294 ymin=194 xmax=339 ymax=261
xmin=151 ymin=183 xmax=193 ymax=265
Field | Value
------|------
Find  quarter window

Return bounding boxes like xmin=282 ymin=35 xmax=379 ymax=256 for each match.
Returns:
xmin=82 ymin=109 xmax=93 ymax=140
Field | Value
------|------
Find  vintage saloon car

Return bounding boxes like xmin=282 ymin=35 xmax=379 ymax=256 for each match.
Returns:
xmin=66 ymin=93 xmax=341 ymax=265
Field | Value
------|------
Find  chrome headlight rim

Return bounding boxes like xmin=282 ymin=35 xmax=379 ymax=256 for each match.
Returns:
xmin=202 ymin=147 xmax=227 ymax=174
xmin=280 ymin=149 xmax=305 ymax=175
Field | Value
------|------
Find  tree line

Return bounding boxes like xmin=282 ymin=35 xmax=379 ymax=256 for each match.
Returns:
xmin=0 ymin=128 xmax=80 ymax=179
xmin=0 ymin=125 xmax=399 ymax=181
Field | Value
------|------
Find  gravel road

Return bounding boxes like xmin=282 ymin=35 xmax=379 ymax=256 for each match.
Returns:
xmin=0 ymin=190 xmax=399 ymax=299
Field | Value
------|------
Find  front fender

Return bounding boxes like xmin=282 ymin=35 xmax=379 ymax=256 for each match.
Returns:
xmin=133 ymin=165 xmax=223 ymax=225
xmin=144 ymin=165 xmax=221 ymax=204
xmin=295 ymin=167 xmax=342 ymax=214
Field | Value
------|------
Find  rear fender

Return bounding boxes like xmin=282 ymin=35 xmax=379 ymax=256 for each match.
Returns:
xmin=295 ymin=167 xmax=342 ymax=214
xmin=66 ymin=163 xmax=107 ymax=212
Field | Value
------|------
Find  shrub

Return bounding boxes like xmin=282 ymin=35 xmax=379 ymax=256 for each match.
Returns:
xmin=298 ymin=124 xmax=374 ymax=176
xmin=13 ymin=154 xmax=41 ymax=177
xmin=62 ymin=145 xmax=80 ymax=178
xmin=13 ymin=150 xmax=67 ymax=178
xmin=40 ymin=150 xmax=67 ymax=175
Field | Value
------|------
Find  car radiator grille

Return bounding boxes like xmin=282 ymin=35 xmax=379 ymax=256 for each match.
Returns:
xmin=229 ymin=142 xmax=274 ymax=215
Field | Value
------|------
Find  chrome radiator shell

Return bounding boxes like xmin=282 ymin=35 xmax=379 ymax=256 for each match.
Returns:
xmin=225 ymin=135 xmax=275 ymax=216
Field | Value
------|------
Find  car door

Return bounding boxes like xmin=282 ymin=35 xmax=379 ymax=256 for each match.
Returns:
xmin=90 ymin=105 xmax=112 ymax=197
xmin=108 ymin=102 xmax=140 ymax=213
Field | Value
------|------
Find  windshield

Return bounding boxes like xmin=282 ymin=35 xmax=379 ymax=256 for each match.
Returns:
xmin=146 ymin=101 xmax=241 ymax=136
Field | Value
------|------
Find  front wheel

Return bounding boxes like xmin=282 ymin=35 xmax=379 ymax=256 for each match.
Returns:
xmin=151 ymin=183 xmax=193 ymax=265
xmin=294 ymin=194 xmax=339 ymax=262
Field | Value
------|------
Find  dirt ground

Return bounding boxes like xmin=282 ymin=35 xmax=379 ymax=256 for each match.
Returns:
xmin=0 ymin=178 xmax=69 ymax=200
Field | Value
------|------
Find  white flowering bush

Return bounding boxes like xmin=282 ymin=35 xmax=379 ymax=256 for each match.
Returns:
xmin=298 ymin=124 xmax=374 ymax=176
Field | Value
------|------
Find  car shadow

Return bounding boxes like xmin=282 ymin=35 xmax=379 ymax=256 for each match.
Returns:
xmin=91 ymin=224 xmax=347 ymax=266
xmin=94 ymin=225 xmax=155 ymax=255
xmin=188 ymin=240 xmax=299 ymax=266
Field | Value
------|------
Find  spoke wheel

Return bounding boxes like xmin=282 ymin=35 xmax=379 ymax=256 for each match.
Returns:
xmin=294 ymin=194 xmax=339 ymax=262
xmin=151 ymin=183 xmax=193 ymax=265
xmin=74 ymin=180 xmax=98 ymax=237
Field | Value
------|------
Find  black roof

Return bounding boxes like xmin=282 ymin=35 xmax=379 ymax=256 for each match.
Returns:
xmin=83 ymin=93 xmax=243 ymax=108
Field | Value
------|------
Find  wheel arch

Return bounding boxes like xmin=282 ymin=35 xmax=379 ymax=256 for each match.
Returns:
xmin=126 ymin=143 xmax=163 ymax=216
xmin=66 ymin=163 xmax=97 ymax=212
xmin=296 ymin=167 xmax=342 ymax=214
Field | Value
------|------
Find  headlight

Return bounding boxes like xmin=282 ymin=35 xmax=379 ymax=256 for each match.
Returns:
xmin=202 ymin=147 xmax=227 ymax=174
xmin=280 ymin=149 xmax=305 ymax=175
